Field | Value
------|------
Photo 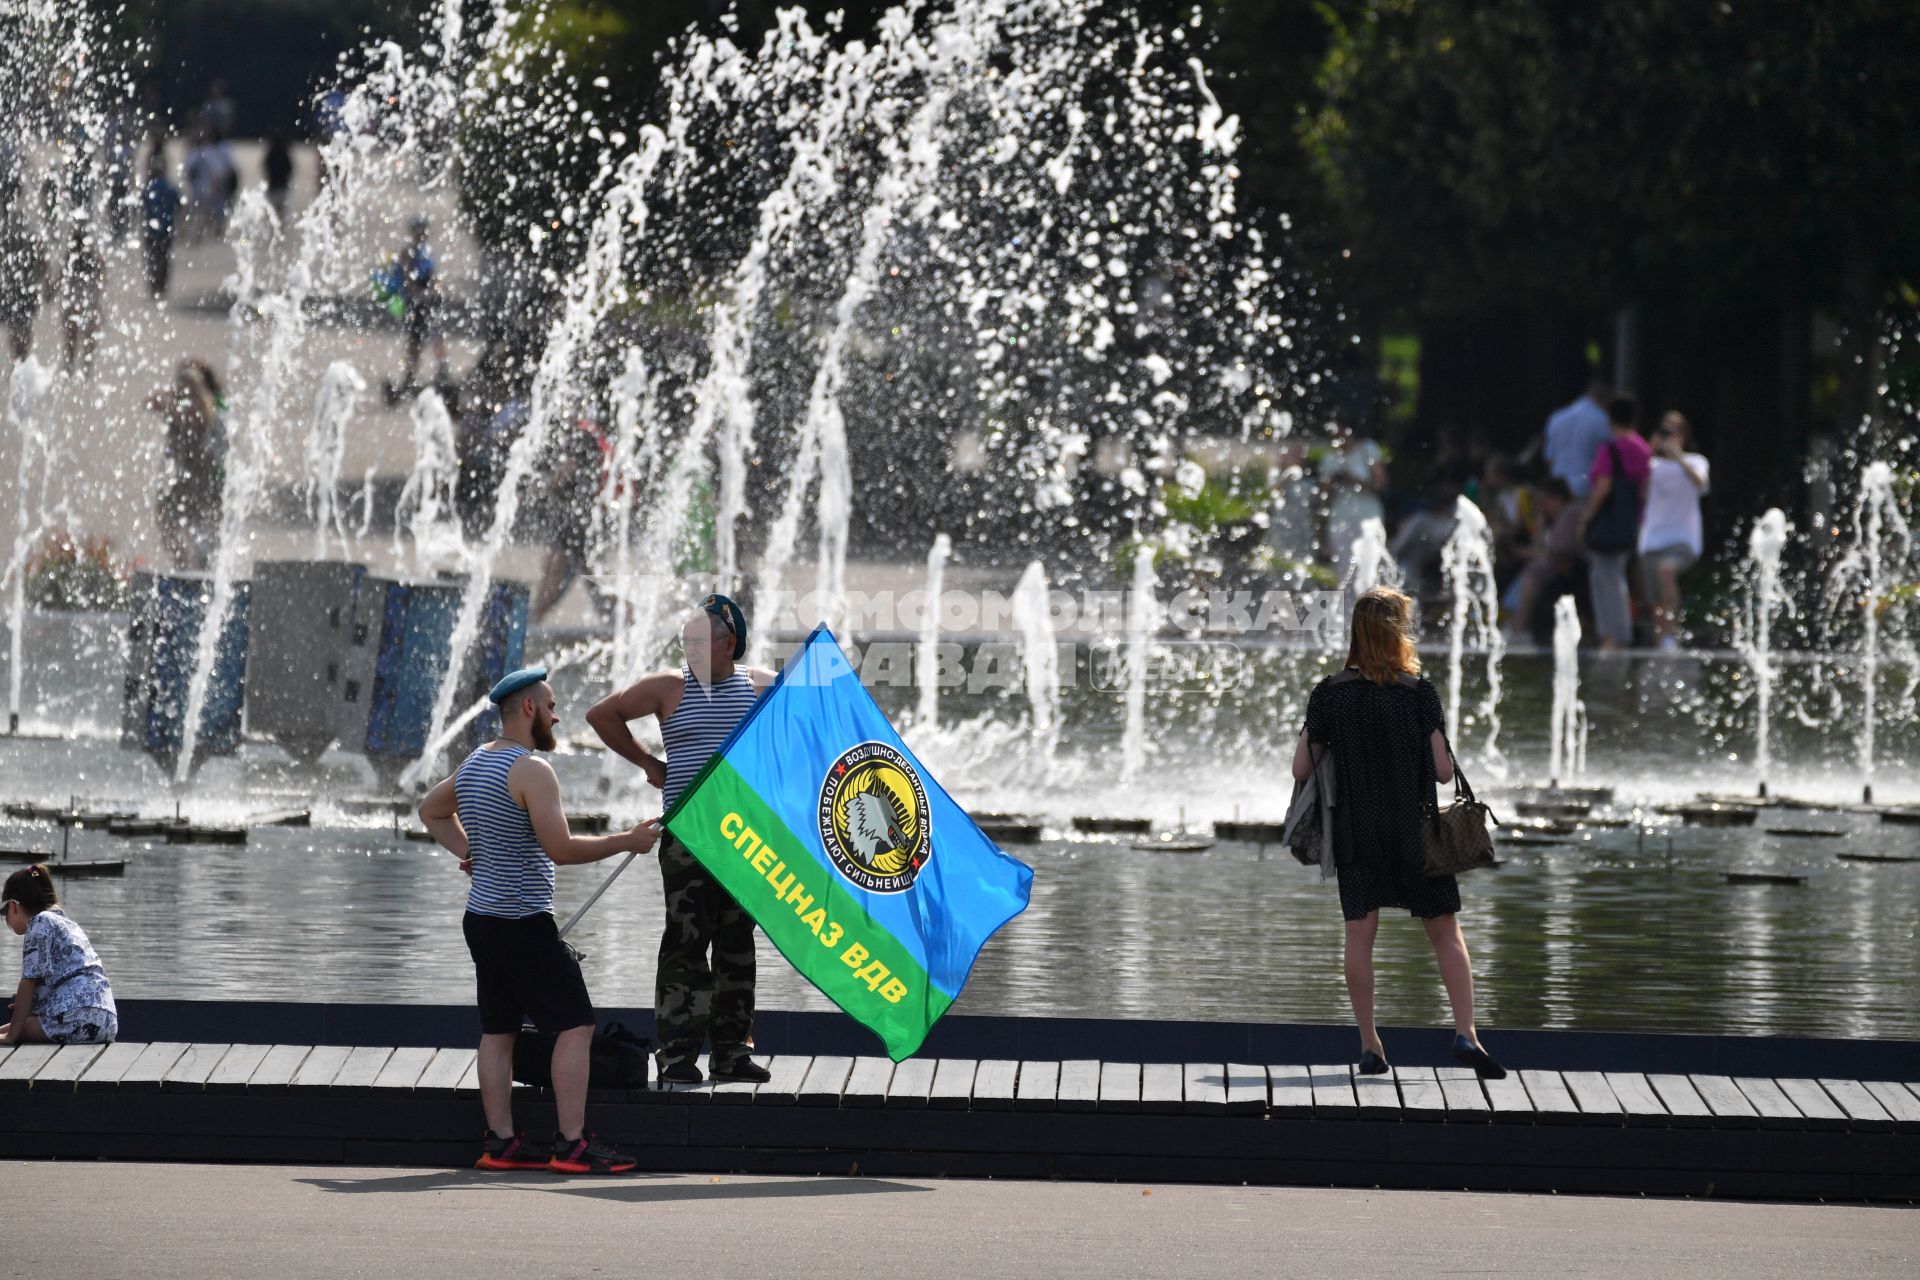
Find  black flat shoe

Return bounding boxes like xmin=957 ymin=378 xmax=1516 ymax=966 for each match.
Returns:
xmin=1357 ymin=1049 xmax=1391 ymax=1076
xmin=710 ymin=1057 xmax=772 ymax=1084
xmin=1451 ymin=1034 xmax=1507 ymax=1080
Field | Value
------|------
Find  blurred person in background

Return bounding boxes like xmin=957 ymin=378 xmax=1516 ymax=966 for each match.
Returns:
xmin=150 ymin=359 xmax=228 ymax=569
xmin=59 ymin=225 xmax=104 ymax=373
xmin=264 ymin=133 xmax=295 ymax=222
xmin=1639 ymin=411 xmax=1710 ymax=651
xmin=140 ymin=151 xmax=180 ymax=299
xmin=1578 ymin=397 xmax=1651 ymax=650
xmin=1319 ymin=420 xmax=1387 ymax=582
xmin=0 ymin=166 xmax=44 ymax=362
xmin=1543 ymin=379 xmax=1611 ymax=500
xmin=1504 ymin=478 xmax=1584 ymax=646
xmin=383 ymin=215 xmax=448 ymax=399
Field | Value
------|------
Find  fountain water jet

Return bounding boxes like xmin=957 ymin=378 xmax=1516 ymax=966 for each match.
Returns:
xmin=1346 ymin=516 xmax=1401 ymax=599
xmin=914 ymin=534 xmax=952 ymax=729
xmin=392 ymin=389 xmax=462 ymax=577
xmin=1012 ymin=560 xmax=1060 ymax=774
xmin=1548 ymin=596 xmax=1587 ymax=786
xmin=1440 ymin=496 xmax=1506 ymax=769
xmin=600 ymin=348 xmax=664 ymax=691
xmin=303 ymin=362 xmax=366 ymax=559
xmin=1825 ymin=462 xmax=1916 ymax=804
xmin=3 ymin=358 xmax=57 ymax=736
xmin=1739 ymin=508 xmax=1790 ymax=797
xmin=1120 ymin=546 xmax=1157 ymax=782
xmin=175 ymin=193 xmax=290 ymax=781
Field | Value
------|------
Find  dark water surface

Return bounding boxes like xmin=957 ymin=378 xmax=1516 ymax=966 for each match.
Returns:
xmin=14 ymin=808 xmax=1918 ymax=1041
xmin=2 ymin=639 xmax=1917 ymax=1041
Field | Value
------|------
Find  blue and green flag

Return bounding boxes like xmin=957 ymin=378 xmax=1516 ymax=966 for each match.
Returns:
xmin=663 ymin=624 xmax=1034 ymax=1060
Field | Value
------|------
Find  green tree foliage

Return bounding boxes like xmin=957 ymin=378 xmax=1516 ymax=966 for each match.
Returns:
xmin=1302 ymin=0 xmax=1920 ymax=320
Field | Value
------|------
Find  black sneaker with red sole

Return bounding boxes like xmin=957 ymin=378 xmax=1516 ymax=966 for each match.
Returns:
xmin=476 ymin=1130 xmax=551 ymax=1171
xmin=548 ymin=1130 xmax=638 ymax=1174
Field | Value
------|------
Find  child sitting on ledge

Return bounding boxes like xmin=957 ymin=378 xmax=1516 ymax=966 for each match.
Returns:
xmin=2 ymin=864 xmax=118 ymax=1046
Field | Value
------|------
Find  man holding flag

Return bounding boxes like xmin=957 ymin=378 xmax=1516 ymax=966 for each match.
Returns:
xmin=655 ymin=624 xmax=1033 ymax=1062
xmin=586 ymin=595 xmax=775 ymax=1085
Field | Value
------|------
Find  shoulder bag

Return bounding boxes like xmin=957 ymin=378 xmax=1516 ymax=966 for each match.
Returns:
xmin=1421 ymin=737 xmax=1498 ymax=877
xmin=1583 ymin=439 xmax=1639 ymax=554
xmin=1282 ymin=735 xmax=1333 ymax=875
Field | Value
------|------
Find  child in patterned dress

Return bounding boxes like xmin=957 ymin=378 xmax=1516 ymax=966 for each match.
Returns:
xmin=2 ymin=864 xmax=118 ymax=1046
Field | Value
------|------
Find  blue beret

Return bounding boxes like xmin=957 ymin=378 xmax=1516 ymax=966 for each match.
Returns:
xmin=699 ymin=593 xmax=747 ymax=660
xmin=489 ymin=666 xmax=549 ymax=704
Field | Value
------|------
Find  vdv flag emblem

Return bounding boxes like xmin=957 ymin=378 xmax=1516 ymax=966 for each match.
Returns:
xmin=663 ymin=625 xmax=1036 ymax=1060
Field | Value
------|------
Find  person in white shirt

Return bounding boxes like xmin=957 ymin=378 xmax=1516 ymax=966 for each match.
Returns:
xmin=1638 ymin=411 xmax=1709 ymax=650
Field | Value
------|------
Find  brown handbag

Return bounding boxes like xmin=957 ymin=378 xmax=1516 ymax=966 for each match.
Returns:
xmin=1422 ymin=737 xmax=1498 ymax=877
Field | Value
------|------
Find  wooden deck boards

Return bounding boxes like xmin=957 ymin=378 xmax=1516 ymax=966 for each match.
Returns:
xmin=0 ymin=1042 xmax=1912 ymax=1199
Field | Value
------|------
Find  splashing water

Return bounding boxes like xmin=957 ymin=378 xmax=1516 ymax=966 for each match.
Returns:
xmin=914 ymin=534 xmax=952 ymax=729
xmin=760 ymin=2 xmax=1012 ymax=628
xmin=1441 ymin=495 xmax=1505 ymax=770
xmin=174 ymin=1 xmax=476 ymax=780
xmin=19 ymin=0 xmax=1325 ymax=793
xmin=404 ymin=134 xmax=670 ymax=791
xmin=703 ymin=11 xmax=881 ymax=592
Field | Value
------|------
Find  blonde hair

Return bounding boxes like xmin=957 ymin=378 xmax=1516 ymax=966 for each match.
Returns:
xmin=1345 ymin=587 xmax=1420 ymax=685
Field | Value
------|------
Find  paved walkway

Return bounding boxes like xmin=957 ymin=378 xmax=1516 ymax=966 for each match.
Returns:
xmin=0 ymin=1161 xmax=1911 ymax=1279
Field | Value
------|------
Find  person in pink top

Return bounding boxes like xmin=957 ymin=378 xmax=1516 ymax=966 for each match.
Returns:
xmin=1578 ymin=397 xmax=1652 ymax=650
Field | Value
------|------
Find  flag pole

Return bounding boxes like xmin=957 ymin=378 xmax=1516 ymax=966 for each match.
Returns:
xmin=559 ymin=852 xmax=638 ymax=940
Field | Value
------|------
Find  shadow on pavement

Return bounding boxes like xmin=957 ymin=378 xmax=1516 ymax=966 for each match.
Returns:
xmin=296 ymin=1170 xmax=932 ymax=1203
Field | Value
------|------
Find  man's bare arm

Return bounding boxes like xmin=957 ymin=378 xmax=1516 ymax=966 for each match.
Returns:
xmin=585 ymin=672 xmax=679 ymax=787
xmin=514 ymin=757 xmax=659 ymax=865
xmin=418 ymin=775 xmax=469 ymax=861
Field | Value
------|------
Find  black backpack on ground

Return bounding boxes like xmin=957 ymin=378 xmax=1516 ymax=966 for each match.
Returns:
xmin=510 ymin=1021 xmax=651 ymax=1090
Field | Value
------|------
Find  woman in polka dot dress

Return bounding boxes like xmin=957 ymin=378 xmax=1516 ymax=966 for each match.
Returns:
xmin=1292 ymin=588 xmax=1505 ymax=1080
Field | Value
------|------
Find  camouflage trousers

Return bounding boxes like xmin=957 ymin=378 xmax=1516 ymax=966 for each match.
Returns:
xmin=655 ymin=835 xmax=757 ymax=1070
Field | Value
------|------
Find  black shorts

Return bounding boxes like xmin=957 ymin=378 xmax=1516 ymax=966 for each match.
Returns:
xmin=462 ymin=910 xmax=595 ymax=1036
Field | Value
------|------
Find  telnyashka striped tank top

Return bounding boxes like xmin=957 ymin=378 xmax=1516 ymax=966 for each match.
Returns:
xmin=661 ymin=665 xmax=759 ymax=810
xmin=455 ymin=743 xmax=553 ymax=918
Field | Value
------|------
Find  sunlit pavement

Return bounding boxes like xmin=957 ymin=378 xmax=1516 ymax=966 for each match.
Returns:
xmin=0 ymin=1161 xmax=1911 ymax=1279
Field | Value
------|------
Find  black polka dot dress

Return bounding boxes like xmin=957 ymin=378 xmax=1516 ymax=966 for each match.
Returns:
xmin=1305 ymin=670 xmax=1461 ymax=921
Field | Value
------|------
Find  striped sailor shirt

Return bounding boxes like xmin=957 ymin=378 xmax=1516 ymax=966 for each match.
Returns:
xmin=455 ymin=743 xmax=554 ymax=919
xmin=660 ymin=665 xmax=760 ymax=811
